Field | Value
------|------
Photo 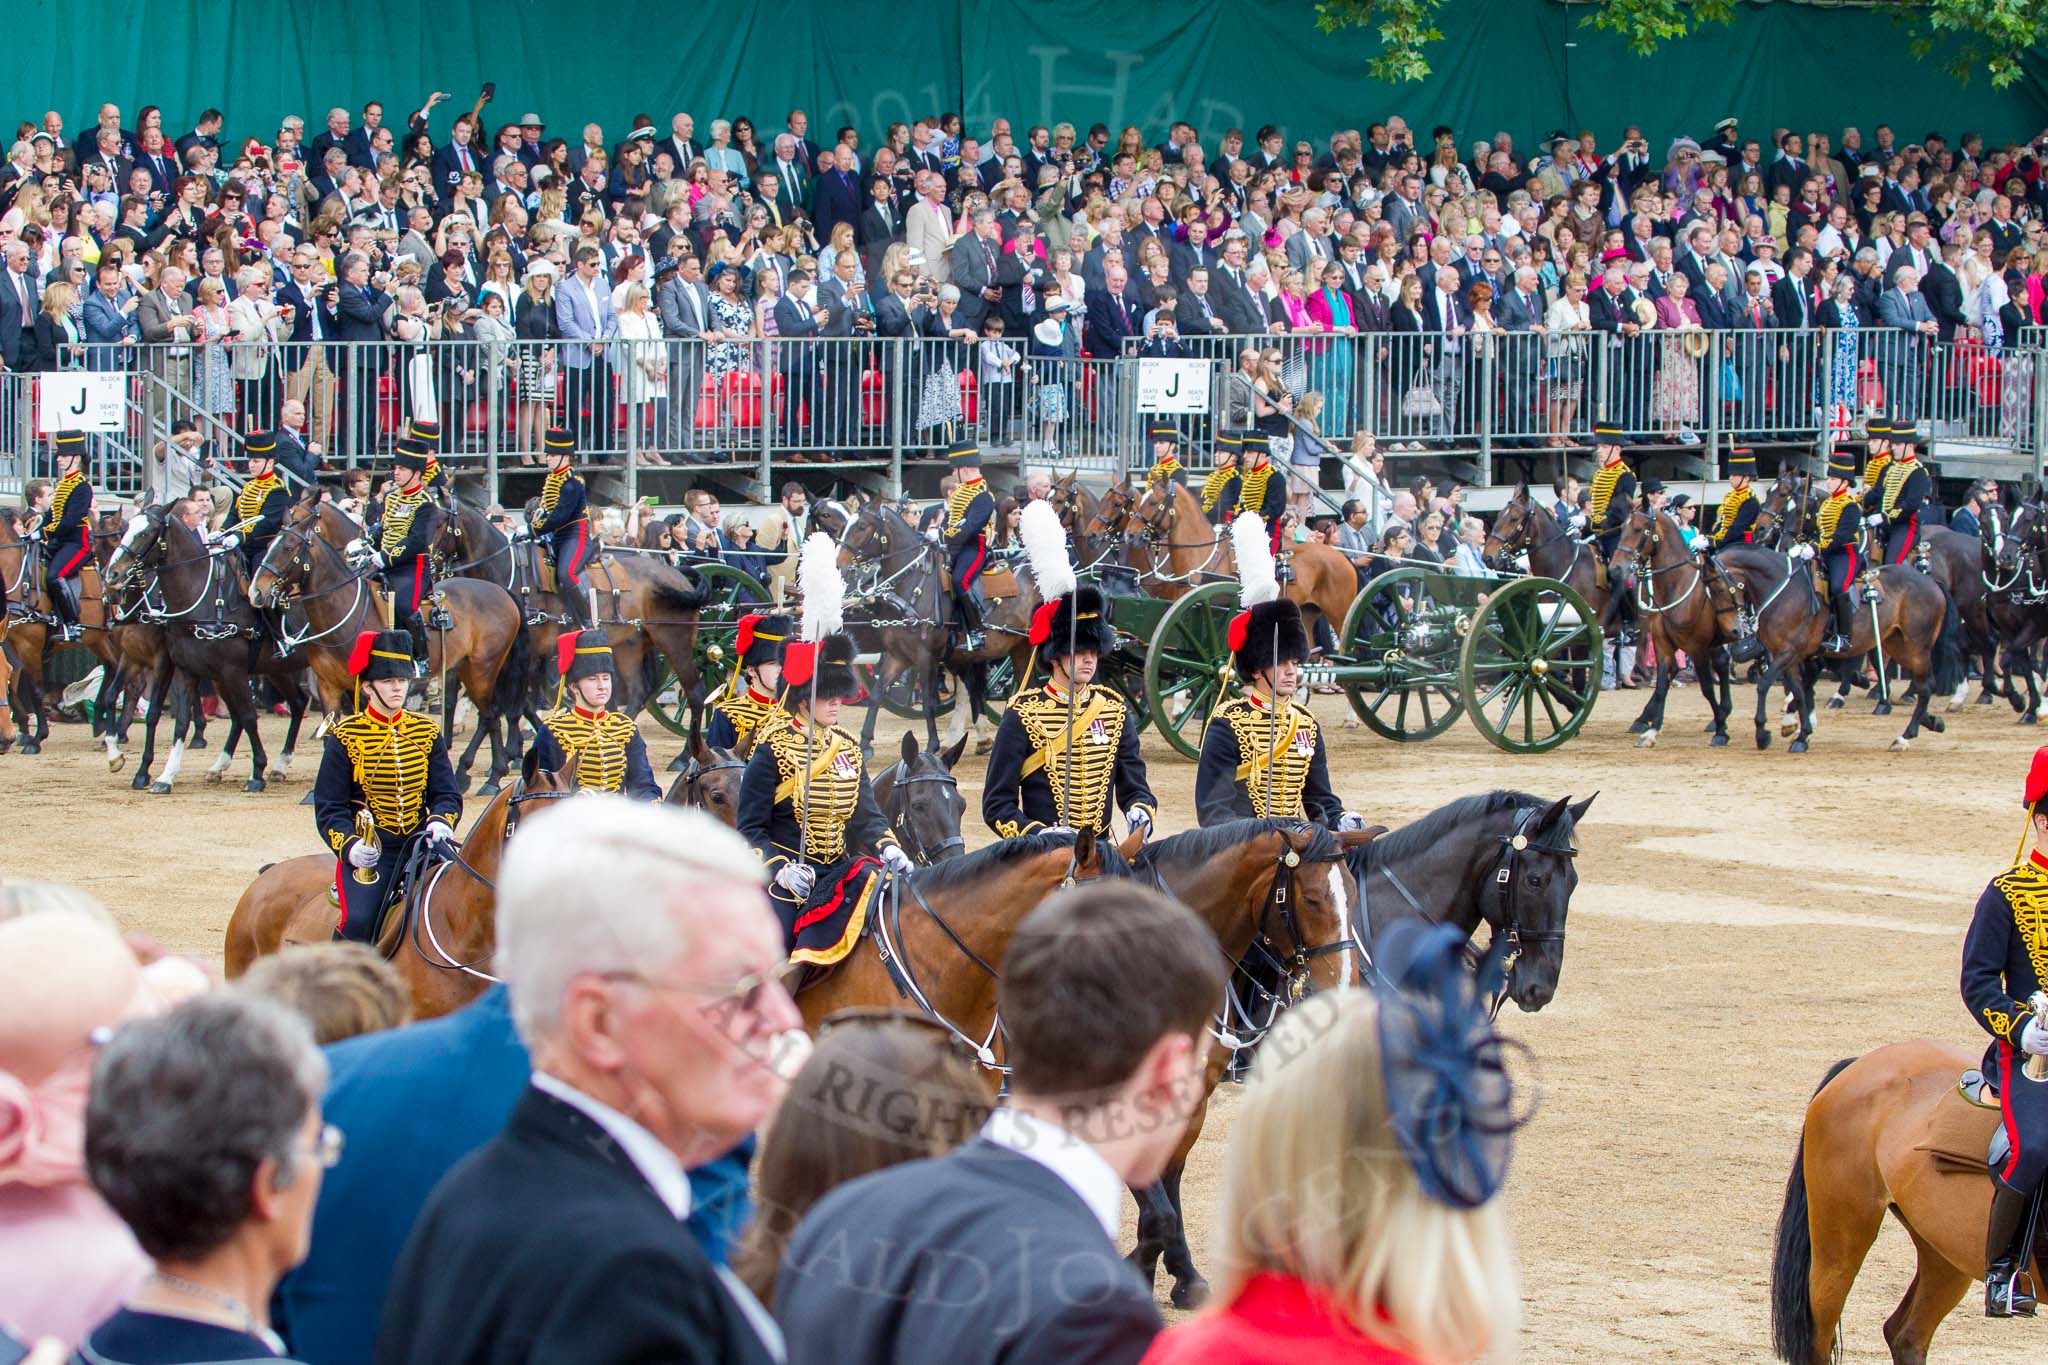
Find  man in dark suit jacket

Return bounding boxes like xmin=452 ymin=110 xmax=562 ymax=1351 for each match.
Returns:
xmin=374 ymin=799 xmax=790 ymax=1365
xmin=808 ymin=147 xmax=864 ymax=244
xmin=1174 ymin=267 xmax=1226 ymax=336
xmin=948 ymin=212 xmax=1004 ymax=332
xmin=777 ymin=881 xmax=1227 ymax=1365
xmin=1209 ymin=238 xmax=1268 ymax=334
xmin=1922 ymin=243 xmax=1969 ymax=344
xmin=1085 ymin=262 xmax=1143 ymax=358
xmin=0 ymin=242 xmax=39 ymax=371
xmin=858 ymin=179 xmax=904 ymax=278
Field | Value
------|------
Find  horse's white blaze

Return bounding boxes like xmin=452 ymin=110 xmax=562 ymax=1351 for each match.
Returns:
xmin=120 ymin=514 xmax=148 ymax=545
xmin=160 ymin=740 xmax=185 ymax=784
xmin=1328 ymin=865 xmax=1358 ymax=988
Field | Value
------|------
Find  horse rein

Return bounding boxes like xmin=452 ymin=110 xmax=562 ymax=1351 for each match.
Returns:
xmin=409 ymin=783 xmax=576 ymax=982
xmin=1481 ymin=805 xmax=1577 ymax=1017
xmin=882 ymin=762 xmax=966 ymax=863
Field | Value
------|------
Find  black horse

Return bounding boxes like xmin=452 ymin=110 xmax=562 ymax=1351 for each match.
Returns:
xmin=869 ymin=731 xmax=969 ymax=863
xmin=103 ymin=507 xmax=313 ymax=794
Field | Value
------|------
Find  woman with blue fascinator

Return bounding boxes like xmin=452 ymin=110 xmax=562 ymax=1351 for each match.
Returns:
xmin=1143 ymin=920 xmax=1525 ymax=1364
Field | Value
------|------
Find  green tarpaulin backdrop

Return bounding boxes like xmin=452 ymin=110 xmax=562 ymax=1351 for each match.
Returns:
xmin=19 ymin=0 xmax=2048 ymax=155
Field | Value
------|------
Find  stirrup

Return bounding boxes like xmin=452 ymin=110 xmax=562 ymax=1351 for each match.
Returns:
xmin=428 ymin=606 xmax=455 ymax=631
xmin=1987 ymin=1262 xmax=2039 ymax=1318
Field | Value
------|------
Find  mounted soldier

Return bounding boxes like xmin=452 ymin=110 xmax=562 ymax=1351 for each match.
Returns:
xmin=1813 ymin=450 xmax=1863 ymax=654
xmin=705 ymin=612 xmax=792 ymax=752
xmin=28 ymin=430 xmax=93 ymax=641
xmin=1703 ymin=445 xmax=1763 ymax=657
xmin=1199 ymin=432 xmax=1242 ymax=526
xmin=1235 ymin=431 xmax=1287 ymax=553
xmin=226 ymin=427 xmax=291 ymax=574
xmin=530 ymin=630 xmax=658 ymax=799
xmin=1196 ymin=513 xmax=1358 ymax=832
xmin=1143 ymin=421 xmax=1186 ymax=490
xmin=347 ymin=440 xmax=449 ymax=667
xmin=737 ymin=534 xmax=913 ymax=961
xmin=312 ymin=629 xmax=461 ymax=945
xmin=1859 ymin=419 xmax=1894 ymax=525
xmin=1587 ymin=424 xmax=1638 ymax=562
xmin=1962 ymin=746 xmax=2048 ymax=1316
xmin=941 ymin=438 xmax=995 ymax=650
xmin=982 ymin=500 xmax=1156 ymax=842
xmin=1873 ymin=421 xmax=1932 ymax=566
xmin=512 ymin=426 xmax=592 ymax=628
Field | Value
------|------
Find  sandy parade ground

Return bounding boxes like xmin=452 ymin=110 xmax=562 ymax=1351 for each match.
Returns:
xmin=2 ymin=669 xmax=2038 ymax=1362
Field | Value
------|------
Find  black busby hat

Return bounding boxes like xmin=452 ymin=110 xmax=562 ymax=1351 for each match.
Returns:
xmin=946 ymin=437 xmax=981 ymax=469
xmin=1228 ymin=511 xmax=1308 ymax=677
xmin=556 ymin=629 xmax=615 ymax=688
xmin=782 ymin=633 xmax=861 ymax=701
xmin=1215 ymin=431 xmax=1242 ymax=455
xmin=347 ymin=629 xmax=423 ymax=683
xmin=1725 ymin=445 xmax=1756 ymax=476
xmin=1032 ymin=583 xmax=1116 ymax=662
xmin=1826 ymin=450 xmax=1857 ymax=480
xmin=1148 ymin=421 xmax=1182 ymax=444
xmin=243 ymin=426 xmax=277 ymax=457
xmin=52 ymin=430 xmax=87 ymax=462
xmin=1241 ymin=431 xmax=1270 ymax=457
xmin=544 ymin=425 xmax=576 ymax=458
xmin=392 ymin=446 xmax=431 ymax=473
xmin=737 ymin=613 xmax=793 ymax=669
xmin=405 ymin=417 xmax=442 ymax=446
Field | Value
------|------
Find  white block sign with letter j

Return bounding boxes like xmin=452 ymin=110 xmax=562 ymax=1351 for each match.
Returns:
xmin=38 ymin=373 xmax=126 ymax=433
xmin=1136 ymin=358 xmax=1211 ymax=414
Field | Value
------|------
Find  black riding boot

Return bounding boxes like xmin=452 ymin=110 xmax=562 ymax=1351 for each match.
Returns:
xmin=1823 ymin=592 xmax=1854 ymax=655
xmin=956 ymin=589 xmax=985 ymax=651
xmin=1986 ymin=1184 xmax=2038 ymax=1317
xmin=48 ymin=576 xmax=82 ymax=641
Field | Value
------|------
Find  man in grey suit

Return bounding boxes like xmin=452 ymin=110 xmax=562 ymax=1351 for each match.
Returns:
xmin=1876 ymin=266 xmax=1938 ymax=428
xmin=555 ymin=245 xmax=618 ymax=453
xmin=656 ymin=255 xmax=712 ymax=455
xmin=1284 ymin=207 xmax=1339 ymax=276
xmin=137 ymin=265 xmax=199 ymax=446
xmin=777 ymin=881 xmax=1226 ymax=1365
xmin=948 ymin=208 xmax=1004 ymax=332
xmin=1383 ymin=172 xmax=1427 ymax=244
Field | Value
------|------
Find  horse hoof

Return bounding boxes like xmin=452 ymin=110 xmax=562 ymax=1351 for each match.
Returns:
xmin=475 ymin=781 xmax=501 ymax=798
xmin=1755 ymin=729 xmax=1772 ymax=751
xmin=1702 ymin=720 xmax=1717 ymax=733
xmin=108 ymin=753 xmax=125 ymax=773
xmin=975 ymin=737 xmax=994 ymax=756
xmin=1889 ymin=736 xmax=1910 ymax=752
xmin=1789 ymin=739 xmax=1808 ymax=754
xmin=188 ymin=737 xmax=207 ymax=751
xmin=1710 ymin=733 xmax=1729 ymax=747
xmin=1925 ymin=715 xmax=1946 ymax=734
xmin=1872 ymin=702 xmax=1893 ymax=717
xmin=18 ymin=741 xmax=38 ymax=756
xmin=245 ymin=779 xmax=266 ymax=794
xmin=1635 ymin=730 xmax=1658 ymax=749
xmin=1779 ymin=720 xmax=1799 ymax=737
xmin=0 ymin=739 xmax=12 ymax=755
xmin=265 ymin=768 xmax=287 ymax=782
xmin=2022 ymin=712 xmax=2039 ymax=726
xmin=1978 ymin=691 xmax=1998 ymax=705
xmin=203 ymin=770 xmax=223 ymax=786
xmin=1169 ymin=1277 xmax=1212 ymax=1311
xmin=1627 ymin=719 xmax=1648 ymax=735
xmin=131 ymin=771 xmax=150 ymax=791
xmin=148 ymin=781 xmax=172 ymax=795
xmin=1825 ymin=696 xmax=1845 ymax=710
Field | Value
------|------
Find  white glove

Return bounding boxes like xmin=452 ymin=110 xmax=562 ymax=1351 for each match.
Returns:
xmin=363 ymin=549 xmax=387 ymax=570
xmin=510 ymin=524 xmax=532 ymax=541
xmin=1043 ymin=825 xmax=1079 ymax=838
xmin=1125 ymin=807 xmax=1152 ymax=842
xmin=343 ymin=535 xmax=367 ymax=559
xmin=879 ymin=843 xmax=915 ymax=874
xmin=211 ymin=531 xmax=241 ymax=551
xmin=2022 ymin=1016 xmax=2048 ymax=1057
xmin=1338 ymin=810 xmax=1369 ymax=832
xmin=774 ymin=863 xmax=816 ymax=898
xmin=1789 ymin=543 xmax=1814 ymax=562
xmin=345 ymin=838 xmax=380 ymax=869
xmin=422 ymin=820 xmax=455 ymax=846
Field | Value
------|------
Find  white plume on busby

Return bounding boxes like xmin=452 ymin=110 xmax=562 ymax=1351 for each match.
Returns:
xmin=797 ymin=532 xmax=843 ymax=642
xmin=1019 ymin=499 xmax=1075 ymax=601
xmin=1233 ymin=511 xmax=1278 ymax=607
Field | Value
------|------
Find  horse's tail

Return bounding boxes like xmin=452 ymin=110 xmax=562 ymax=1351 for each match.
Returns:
xmin=1769 ymin=1056 xmax=1857 ymax=1365
xmin=654 ymin=567 xmax=713 ymax=613
xmin=494 ymin=617 xmax=531 ymax=723
xmin=1929 ymin=579 xmax=1966 ymax=696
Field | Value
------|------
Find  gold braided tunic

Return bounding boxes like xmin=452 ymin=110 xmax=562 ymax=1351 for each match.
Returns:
xmin=378 ymin=486 xmax=435 ymax=558
xmin=1195 ymin=691 xmax=1344 ymax=827
xmin=314 ymin=709 xmax=460 ymax=851
xmin=534 ymin=705 xmax=657 ymax=798
xmin=981 ymin=682 xmax=1156 ymax=837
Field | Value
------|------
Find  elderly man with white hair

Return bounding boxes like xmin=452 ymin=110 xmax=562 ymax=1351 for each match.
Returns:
xmin=377 ymin=798 xmax=795 ymax=1364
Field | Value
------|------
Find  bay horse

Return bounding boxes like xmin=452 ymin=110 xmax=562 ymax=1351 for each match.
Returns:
xmin=835 ymin=502 xmax=1037 ymax=756
xmin=1482 ymin=482 xmax=1611 ymax=628
xmin=427 ymin=496 xmax=715 ymax=741
xmin=100 ymin=508 xmax=313 ymax=794
xmin=1771 ymin=1043 xmax=2045 ymax=1365
xmin=1118 ymin=478 xmax=1358 ymax=637
xmin=1607 ymin=506 xmax=1738 ymax=747
xmin=1716 ymin=541 xmax=1964 ymax=752
xmin=224 ymin=750 xmax=577 ymax=1021
xmin=664 ymin=736 xmax=750 ymax=825
xmin=0 ymin=505 xmax=125 ymax=755
xmin=249 ymin=497 xmax=529 ymax=794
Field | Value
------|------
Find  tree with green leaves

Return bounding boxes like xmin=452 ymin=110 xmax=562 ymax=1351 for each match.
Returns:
xmin=1314 ymin=0 xmax=2044 ymax=89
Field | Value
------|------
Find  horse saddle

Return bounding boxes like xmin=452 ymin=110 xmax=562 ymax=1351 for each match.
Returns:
xmin=537 ymin=558 xmax=559 ymax=596
xmin=979 ymin=562 xmax=1018 ymax=604
xmin=1914 ymin=1069 xmax=2009 ymax=1174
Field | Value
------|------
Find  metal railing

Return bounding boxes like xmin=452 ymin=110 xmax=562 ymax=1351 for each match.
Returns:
xmin=4 ymin=325 xmax=2042 ymax=505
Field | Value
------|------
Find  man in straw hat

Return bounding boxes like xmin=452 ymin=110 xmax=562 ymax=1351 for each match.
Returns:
xmin=313 ymin=629 xmax=462 ymax=943
xmin=1962 ymin=746 xmax=2048 ymax=1315
xmin=1195 ymin=513 xmax=1357 ymax=831
xmin=530 ymin=630 xmax=658 ymax=798
xmin=983 ymin=501 xmax=1155 ymax=842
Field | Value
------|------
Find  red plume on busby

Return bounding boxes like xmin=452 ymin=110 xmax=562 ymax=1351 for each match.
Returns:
xmin=2026 ymin=747 xmax=2048 ymax=809
xmin=556 ymin=629 xmax=583 ymax=681
xmin=347 ymin=630 xmax=377 ymax=677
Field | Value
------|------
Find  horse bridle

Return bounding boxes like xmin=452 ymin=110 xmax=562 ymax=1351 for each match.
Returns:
xmin=883 ymin=761 xmax=966 ymax=863
xmin=1479 ymin=804 xmax=1577 ymax=1016
xmin=676 ymin=753 xmax=747 ymax=809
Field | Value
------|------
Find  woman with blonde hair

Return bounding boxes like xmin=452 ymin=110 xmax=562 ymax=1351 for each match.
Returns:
xmin=1143 ymin=922 xmax=1521 ymax=1364
xmin=613 ymin=281 xmax=669 ymax=461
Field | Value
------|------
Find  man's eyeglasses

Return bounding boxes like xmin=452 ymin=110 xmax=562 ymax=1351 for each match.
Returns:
xmin=599 ymin=966 xmax=782 ymax=1021
xmin=302 ymin=1122 xmax=345 ymax=1171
